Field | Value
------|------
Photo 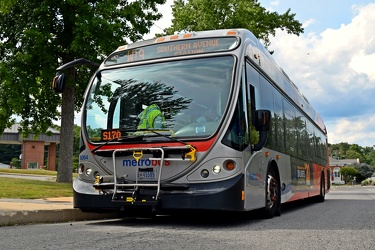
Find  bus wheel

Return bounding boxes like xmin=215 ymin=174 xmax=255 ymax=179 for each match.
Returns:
xmin=315 ymin=173 xmax=325 ymax=203
xmin=264 ymin=168 xmax=280 ymax=219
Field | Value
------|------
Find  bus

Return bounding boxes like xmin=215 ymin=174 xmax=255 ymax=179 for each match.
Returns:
xmin=53 ymin=29 xmax=330 ymax=218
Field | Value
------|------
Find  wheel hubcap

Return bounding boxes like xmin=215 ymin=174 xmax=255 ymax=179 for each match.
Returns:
xmin=267 ymin=174 xmax=278 ymax=208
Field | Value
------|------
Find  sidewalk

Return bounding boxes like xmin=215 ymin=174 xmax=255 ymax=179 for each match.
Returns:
xmin=0 ymin=197 xmax=120 ymax=227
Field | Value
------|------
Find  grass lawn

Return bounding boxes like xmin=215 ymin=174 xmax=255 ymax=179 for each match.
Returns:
xmin=0 ymin=168 xmax=58 ymax=176
xmin=0 ymin=169 xmax=75 ymax=199
xmin=0 ymin=177 xmax=73 ymax=199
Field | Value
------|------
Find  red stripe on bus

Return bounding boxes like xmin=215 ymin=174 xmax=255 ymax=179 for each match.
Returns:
xmin=87 ymin=136 xmax=217 ymax=152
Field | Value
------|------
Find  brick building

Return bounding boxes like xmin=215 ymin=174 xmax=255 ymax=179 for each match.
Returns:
xmin=329 ymin=157 xmax=360 ymax=184
xmin=0 ymin=124 xmax=60 ymax=171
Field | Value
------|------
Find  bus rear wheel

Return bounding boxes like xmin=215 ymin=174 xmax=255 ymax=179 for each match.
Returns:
xmin=315 ymin=173 xmax=325 ymax=203
xmin=264 ymin=168 xmax=280 ymax=219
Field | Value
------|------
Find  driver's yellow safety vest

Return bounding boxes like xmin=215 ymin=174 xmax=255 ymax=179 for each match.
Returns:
xmin=137 ymin=104 xmax=166 ymax=129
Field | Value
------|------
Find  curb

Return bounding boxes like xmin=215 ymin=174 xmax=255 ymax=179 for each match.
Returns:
xmin=0 ymin=209 xmax=120 ymax=227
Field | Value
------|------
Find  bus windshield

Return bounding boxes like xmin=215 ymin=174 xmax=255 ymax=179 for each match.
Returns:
xmin=84 ymin=56 xmax=234 ymax=142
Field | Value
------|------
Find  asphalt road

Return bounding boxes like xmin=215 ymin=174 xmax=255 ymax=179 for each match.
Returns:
xmin=0 ymin=185 xmax=374 ymax=250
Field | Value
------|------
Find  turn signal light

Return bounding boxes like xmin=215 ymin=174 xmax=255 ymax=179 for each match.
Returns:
xmin=224 ymin=160 xmax=235 ymax=171
xmin=79 ymin=163 xmax=84 ymax=174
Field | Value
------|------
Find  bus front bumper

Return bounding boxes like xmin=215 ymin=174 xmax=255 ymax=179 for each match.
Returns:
xmin=73 ymin=174 xmax=244 ymax=213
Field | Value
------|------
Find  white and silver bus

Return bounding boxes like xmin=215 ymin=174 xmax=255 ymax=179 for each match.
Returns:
xmin=54 ymin=29 xmax=330 ymax=218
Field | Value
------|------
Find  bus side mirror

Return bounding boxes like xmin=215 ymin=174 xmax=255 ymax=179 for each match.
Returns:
xmin=52 ymin=72 xmax=66 ymax=93
xmin=255 ymin=109 xmax=271 ymax=131
xmin=253 ymin=109 xmax=271 ymax=151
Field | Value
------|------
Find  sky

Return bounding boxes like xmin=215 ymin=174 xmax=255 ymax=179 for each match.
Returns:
xmin=145 ymin=0 xmax=375 ymax=148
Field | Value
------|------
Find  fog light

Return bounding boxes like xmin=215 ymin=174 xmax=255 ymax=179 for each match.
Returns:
xmin=93 ymin=171 xmax=100 ymax=179
xmin=212 ymin=165 xmax=221 ymax=174
xmin=201 ymin=169 xmax=209 ymax=178
xmin=85 ymin=168 xmax=92 ymax=176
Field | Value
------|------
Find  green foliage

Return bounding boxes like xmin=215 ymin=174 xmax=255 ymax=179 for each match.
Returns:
xmin=11 ymin=158 xmax=21 ymax=169
xmin=339 ymin=167 xmax=359 ymax=183
xmin=361 ymin=179 xmax=369 ymax=186
xmin=367 ymin=151 xmax=375 ymax=168
xmin=163 ymin=0 xmax=304 ymax=48
xmin=329 ymin=142 xmax=375 ymax=169
xmin=73 ymin=124 xmax=81 ymax=155
xmin=0 ymin=0 xmax=166 ymax=135
xmin=0 ymin=177 xmax=72 ymax=199
xmin=0 ymin=144 xmax=21 ymax=164
xmin=331 ymin=142 xmax=375 ymax=183
xmin=352 ymin=163 xmax=374 ymax=182
xmin=0 ymin=0 xmax=166 ymax=182
xmin=0 ymin=169 xmax=78 ymax=199
xmin=360 ymin=179 xmax=374 ymax=186
xmin=346 ymin=149 xmax=365 ymax=163
xmin=329 ymin=142 xmax=350 ymax=159
xmin=0 ymin=168 xmax=57 ymax=176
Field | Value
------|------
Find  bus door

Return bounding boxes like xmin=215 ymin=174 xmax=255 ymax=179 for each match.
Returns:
xmin=243 ymin=60 xmax=265 ymax=210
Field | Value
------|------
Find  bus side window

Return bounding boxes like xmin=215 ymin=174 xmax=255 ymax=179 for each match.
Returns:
xmin=222 ymin=86 xmax=249 ymax=151
xmin=283 ymin=99 xmax=297 ymax=156
xmin=248 ymin=84 xmax=259 ymax=144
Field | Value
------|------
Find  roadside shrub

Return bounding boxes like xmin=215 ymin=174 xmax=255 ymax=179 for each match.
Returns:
xmin=11 ymin=158 xmax=21 ymax=169
xmin=361 ymin=180 xmax=369 ymax=186
xmin=339 ymin=167 xmax=359 ymax=183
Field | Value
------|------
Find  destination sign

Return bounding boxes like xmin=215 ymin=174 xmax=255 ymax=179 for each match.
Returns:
xmin=104 ymin=37 xmax=239 ymax=65
xmin=101 ymin=129 xmax=121 ymax=141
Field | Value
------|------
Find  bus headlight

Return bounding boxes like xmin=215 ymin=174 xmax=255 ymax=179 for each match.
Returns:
xmin=85 ymin=168 xmax=92 ymax=176
xmin=212 ymin=165 xmax=221 ymax=174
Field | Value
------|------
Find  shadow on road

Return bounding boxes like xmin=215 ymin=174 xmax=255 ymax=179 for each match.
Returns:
xmin=86 ymin=197 xmax=320 ymax=228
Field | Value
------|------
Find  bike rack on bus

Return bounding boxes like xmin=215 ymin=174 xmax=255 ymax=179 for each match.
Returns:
xmin=111 ymin=145 xmax=195 ymax=205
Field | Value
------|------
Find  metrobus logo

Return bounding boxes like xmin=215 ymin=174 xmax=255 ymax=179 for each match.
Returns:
xmin=122 ymin=159 xmax=170 ymax=167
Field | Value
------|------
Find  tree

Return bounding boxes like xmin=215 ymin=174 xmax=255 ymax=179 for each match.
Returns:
xmin=352 ymin=163 xmax=374 ymax=182
xmin=72 ymin=124 xmax=81 ymax=173
xmin=0 ymin=0 xmax=166 ymax=182
xmin=346 ymin=149 xmax=365 ymax=163
xmin=366 ymin=151 xmax=375 ymax=169
xmin=339 ymin=167 xmax=359 ymax=183
xmin=329 ymin=142 xmax=351 ymax=159
xmin=329 ymin=142 xmax=373 ymax=162
xmin=0 ymin=144 xmax=21 ymax=164
xmin=162 ymin=0 xmax=303 ymax=48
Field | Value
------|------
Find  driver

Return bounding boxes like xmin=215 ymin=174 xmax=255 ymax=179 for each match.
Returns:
xmin=137 ymin=104 xmax=166 ymax=129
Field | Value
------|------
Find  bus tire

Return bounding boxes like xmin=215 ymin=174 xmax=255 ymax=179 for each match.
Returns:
xmin=315 ymin=173 xmax=325 ymax=203
xmin=264 ymin=167 xmax=280 ymax=219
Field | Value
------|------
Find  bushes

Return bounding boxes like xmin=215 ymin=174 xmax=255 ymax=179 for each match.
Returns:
xmin=361 ymin=179 xmax=375 ymax=186
xmin=11 ymin=158 xmax=21 ymax=169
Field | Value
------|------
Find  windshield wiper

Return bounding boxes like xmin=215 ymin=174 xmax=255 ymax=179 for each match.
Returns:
xmin=132 ymin=128 xmax=189 ymax=145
